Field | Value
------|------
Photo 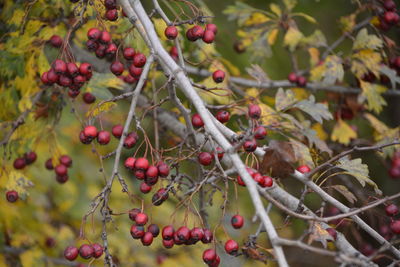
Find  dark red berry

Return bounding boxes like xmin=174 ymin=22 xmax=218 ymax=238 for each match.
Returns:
xmin=157 ymin=162 xmax=170 ymax=177
xmin=47 ymin=69 xmax=59 ymax=84
xmin=82 ymin=92 xmax=96 ymax=104
xmin=216 ymin=147 xmax=224 ymax=160
xmin=97 ymin=130 xmax=111 ymax=145
xmin=201 ymin=228 xmax=213 ymax=243
xmin=128 ymin=65 xmax=142 ymax=77
xmin=385 ymin=204 xmax=399 ymax=216
xmin=202 ymin=30 xmax=215 ymax=43
xmin=130 ymin=224 xmax=145 ymax=239
xmin=86 ymin=39 xmax=98 ymax=51
xmin=254 ymin=126 xmax=267 ymax=139
xmin=237 ymin=175 xmax=246 ymax=186
xmin=123 ymin=47 xmax=135 ymax=60
xmin=79 ymin=130 xmax=92 ymax=144
xmin=212 ymin=70 xmax=225 ymax=83
xmin=13 ymin=157 xmax=26 ymax=169
xmin=198 ymin=152 xmax=213 ymax=166
xmin=133 ymin=53 xmax=146 ymax=68
xmin=55 ymin=164 xmax=68 ymax=176
xmin=59 ymin=75 xmax=72 ymax=87
xmin=59 ymin=155 xmax=72 ymax=167
xmin=56 ymin=174 xmax=69 ymax=184
xmin=288 ymin=72 xmax=298 ymax=83
xmin=45 ymin=158 xmax=54 ymax=170
xmin=141 ymin=232 xmax=153 ymax=246
xmin=389 ymin=166 xmax=400 ymax=178
xmin=24 ymin=151 xmax=37 ymax=164
xmin=162 ymin=239 xmax=174 ymax=248
xmin=112 ymin=124 xmax=123 ymax=138
xmin=49 ymin=35 xmax=63 ymax=48
xmin=95 ymin=45 xmax=106 ymax=58
xmin=190 ymin=227 xmax=204 ymax=242
xmin=6 ymin=190 xmax=18 ymax=203
xmin=252 ymin=172 xmax=264 ymax=185
xmin=176 ymin=226 xmax=190 ymax=241
xmin=162 ymin=225 xmax=174 ymax=240
xmin=64 ymin=246 xmax=79 ymax=261
xmin=191 ymin=113 xmax=204 ymax=128
xmin=225 ymin=239 xmax=239 ymax=255
xmin=105 ymin=43 xmax=117 ymax=56
xmin=231 ymin=214 xmax=244 ymax=229
xmin=100 ymin=31 xmax=112 ymax=44
xmin=248 ymin=104 xmax=261 ymax=119
xmin=145 ymin=175 xmax=158 ymax=186
xmin=84 ymin=125 xmax=97 ymax=138
xmin=148 ymin=224 xmax=160 ymax=237
xmin=297 ymin=165 xmax=311 ymax=174
xmin=45 ymin=237 xmax=56 ymax=248
xmin=384 ymin=11 xmax=400 ymax=25
xmin=104 ymin=0 xmax=117 ymax=9
xmin=134 ymin=169 xmax=146 ymax=180
xmin=216 ymin=110 xmax=230 ymax=123
xmin=169 ymin=46 xmax=178 ymax=59
xmin=243 ymin=139 xmax=257 ymax=152
xmin=110 ymin=61 xmax=124 ymax=76
xmin=41 ymin=72 xmax=50 ymax=85
xmin=190 ymin=25 xmax=204 ymax=40
xmin=205 ymin=23 xmax=217 ymax=34
xmin=79 ymin=244 xmax=94 ymax=259
xmin=140 ymin=182 xmax=152 ymax=193
xmin=128 ymin=208 xmax=141 ymax=221
xmin=135 ymin=158 xmax=149 ymax=170
xmin=87 ymin=28 xmax=101 ymax=40
xmin=146 ymin=165 xmax=158 ymax=178
xmin=326 ymin=228 xmax=337 ymax=241
xmin=73 ymin=75 xmax=86 ymax=86
xmin=53 ymin=59 xmax=67 ymax=74
xmin=186 ymin=28 xmax=197 ymax=41
xmin=79 ymin=63 xmax=92 ymax=75
xmin=135 ymin=212 xmax=148 ymax=225
xmin=202 ymin=249 xmax=217 ymax=264
xmin=210 ymin=255 xmax=220 ymax=267
xmin=391 ymin=220 xmax=400 ymax=234
xmin=105 ymin=9 xmax=118 ymax=21
xmin=165 ymin=26 xmax=178 ymax=40
xmin=91 ymin=243 xmax=103 ymax=258
xmin=66 ymin=63 xmax=79 ymax=77
xmin=296 ymin=76 xmax=307 ymax=87
xmin=383 ymin=0 xmax=396 ymax=11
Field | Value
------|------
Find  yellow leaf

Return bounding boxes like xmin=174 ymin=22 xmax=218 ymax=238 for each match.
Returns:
xmin=244 ymin=12 xmax=270 ymax=26
xmin=364 ymin=113 xmax=389 ymax=139
xmin=37 ymin=49 xmax=50 ymax=75
xmin=308 ymin=47 xmax=320 ymax=67
xmin=312 ymin=123 xmax=328 ymax=141
xmin=339 ymin=14 xmax=356 ymax=33
xmin=270 ymin=3 xmax=282 ymax=17
xmin=86 ymin=102 xmax=117 ymax=118
xmin=20 ymin=248 xmax=44 ymax=267
xmin=351 ymin=49 xmax=382 ymax=78
xmin=268 ymin=28 xmax=279 ymax=45
xmin=153 ymin=18 xmax=168 ymax=41
xmin=246 ymin=87 xmax=260 ymax=99
xmin=220 ymin=58 xmax=240 ymax=76
xmin=331 ymin=120 xmax=357 ymax=145
xmin=292 ymin=88 xmax=309 ymax=100
xmin=6 ymin=170 xmax=34 ymax=200
xmin=259 ymin=103 xmax=280 ymax=126
xmin=85 ymin=72 xmax=126 ymax=92
xmin=360 ymin=81 xmax=387 ymax=114
xmin=310 ymin=63 xmax=325 ymax=82
xmin=9 ymin=9 xmax=25 ymax=26
xmin=353 ymin=29 xmax=383 ymax=51
xmin=284 ymin=27 xmax=303 ymax=52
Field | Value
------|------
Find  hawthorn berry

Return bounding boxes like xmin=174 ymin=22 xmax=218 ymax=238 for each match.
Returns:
xmin=296 ymin=76 xmax=307 ymax=87
xmin=391 ymin=220 xmax=400 ymax=234
xmin=135 ymin=212 xmax=148 ymax=225
xmin=288 ymin=72 xmax=298 ymax=83
xmin=216 ymin=110 xmax=230 ymax=123
xmin=148 ymin=224 xmax=160 ymax=237
xmin=128 ymin=65 xmax=142 ymax=77
xmin=224 ymin=239 xmax=239 ymax=255
xmin=24 ymin=151 xmax=37 ymax=164
xmin=49 ymin=35 xmax=63 ymax=48
xmin=112 ymin=124 xmax=123 ymax=139
xmin=134 ymin=169 xmax=146 ymax=180
xmin=56 ymin=174 xmax=69 ymax=184
xmin=130 ymin=225 xmax=145 ymax=239
xmin=79 ymin=131 xmax=92 ymax=144
xmin=248 ymin=104 xmax=261 ymax=119
xmin=133 ymin=53 xmax=146 ymax=68
xmin=252 ymin=173 xmax=264 ymax=185
xmin=206 ymin=24 xmax=218 ymax=34
xmin=231 ymin=214 xmax=244 ymax=229
xmin=173 ymin=232 xmax=185 ymax=245
xmin=157 ymin=162 xmax=170 ymax=177
xmin=87 ymin=28 xmax=101 ymax=40
xmin=55 ymin=164 xmax=68 ymax=176
xmin=162 ymin=225 xmax=175 ymax=240
xmin=201 ymin=229 xmax=213 ymax=244
xmin=389 ymin=166 xmax=400 ymax=178
xmin=254 ymin=126 xmax=267 ymax=139
xmin=326 ymin=228 xmax=337 ymax=241
xmin=202 ymin=249 xmax=217 ymax=265
xmin=210 ymin=255 xmax=220 ymax=267
xmin=162 ymin=239 xmax=174 ymax=248
xmin=176 ymin=226 xmax=190 ymax=241
xmin=202 ymin=30 xmax=215 ymax=44
xmin=79 ymin=244 xmax=94 ymax=259
xmin=216 ymin=147 xmax=224 ymax=160
xmin=105 ymin=43 xmax=117 ymax=56
xmin=261 ymin=176 xmax=273 ymax=187
xmin=91 ymin=243 xmax=103 ymax=258
xmin=59 ymin=75 xmax=72 ymax=87
xmin=128 ymin=208 xmax=141 ymax=221
xmin=169 ymin=46 xmax=178 ymax=60
xmin=140 ymin=181 xmax=152 ymax=193
xmin=110 ymin=61 xmax=124 ymax=76
xmin=47 ymin=69 xmax=59 ymax=83
xmin=186 ymin=28 xmax=197 ymax=41
xmin=191 ymin=113 xmax=204 ymax=128
xmin=41 ymin=72 xmax=50 ymax=85
xmin=66 ymin=62 xmax=79 ymax=77
xmin=53 ymin=59 xmax=67 ymax=74
xmin=165 ymin=26 xmax=178 ymax=40
xmin=384 ymin=11 xmax=400 ymax=25
xmin=385 ymin=204 xmax=399 ymax=216
xmin=97 ymin=130 xmax=111 ymax=145
xmin=297 ymin=165 xmax=311 ymax=174
xmin=6 ymin=190 xmax=18 ymax=203
xmin=190 ymin=25 xmax=204 ymax=40
xmin=104 ymin=0 xmax=117 ymax=9
xmin=59 ymin=155 xmax=72 ymax=167
xmin=122 ymin=47 xmax=135 ymax=60
xmin=82 ymin=92 xmax=96 ymax=104
xmin=100 ymin=31 xmax=112 ymax=44
xmin=198 ymin=152 xmax=213 ymax=166
xmin=86 ymin=39 xmax=98 ymax=51
xmin=141 ymin=232 xmax=154 ymax=246
xmin=68 ymin=90 xmax=80 ymax=98
xmin=237 ymin=175 xmax=246 ymax=186
xmin=83 ymin=125 xmax=97 ymax=138
xmin=105 ymin=9 xmax=118 ymax=21
xmin=135 ymin=158 xmax=149 ymax=170
xmin=212 ymin=70 xmax=225 ymax=83
xmin=190 ymin=227 xmax=204 ymax=242
xmin=64 ymin=246 xmax=79 ymax=261
xmin=95 ymin=45 xmax=106 ymax=58
xmin=383 ymin=0 xmax=396 ymax=11
xmin=79 ymin=63 xmax=92 ymax=76
xmin=146 ymin=165 xmax=158 ymax=178
xmin=13 ymin=158 xmax=26 ymax=169
xmin=73 ymin=75 xmax=86 ymax=86
xmin=45 ymin=158 xmax=54 ymax=170
xmin=243 ymin=139 xmax=257 ymax=152
xmin=124 ymin=157 xmax=136 ymax=169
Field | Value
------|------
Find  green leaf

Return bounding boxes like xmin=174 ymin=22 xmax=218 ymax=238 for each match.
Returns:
xmin=292 ymin=12 xmax=317 ymax=24
xmin=223 ymin=2 xmax=258 ymax=25
xmin=301 ymin=30 xmax=327 ymax=47
xmin=360 ymin=81 xmax=387 ymax=114
xmin=330 ymin=185 xmax=357 ymax=204
xmin=0 ymin=51 xmax=25 ymax=79
xmin=275 ymin=88 xmax=296 ymax=111
xmin=284 ymin=27 xmax=303 ymax=52
xmin=293 ymin=95 xmax=333 ymax=123
xmin=270 ymin=3 xmax=281 ymax=17
xmin=353 ymin=29 xmax=383 ymax=51
xmin=336 ymin=157 xmax=381 ymax=195
xmin=283 ymin=0 xmax=297 ymax=10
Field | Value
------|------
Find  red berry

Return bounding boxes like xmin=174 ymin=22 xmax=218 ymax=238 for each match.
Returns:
xmin=391 ymin=220 xmax=400 ymax=234
xmin=186 ymin=28 xmax=197 ymax=41
xmin=105 ymin=43 xmax=117 ymax=56
xmin=261 ymin=175 xmax=273 ymax=187
xmin=105 ymin=9 xmax=118 ymax=21
xmin=288 ymin=72 xmax=298 ymax=83
xmin=56 ymin=174 xmax=69 ymax=184
xmin=198 ymin=152 xmax=213 ymax=166
xmin=110 ymin=61 xmax=124 ymax=76
xmin=91 ymin=243 xmax=103 ymax=258
xmin=216 ymin=110 xmax=230 ymax=123
xmin=169 ymin=46 xmax=178 ymax=59
xmin=53 ymin=59 xmax=67 ymax=74
xmin=216 ymin=147 xmax=224 ymax=160
xmin=140 ymin=182 xmax=152 ymax=193
xmin=162 ymin=239 xmax=174 ymax=248
xmin=79 ymin=130 xmax=92 ymax=144
xmin=49 ymin=35 xmax=63 ymax=48
xmin=112 ymin=124 xmax=123 ymax=138
xmin=384 ymin=11 xmax=400 ymax=25
xmin=296 ymin=76 xmax=307 ymax=87
xmin=13 ymin=157 xmax=26 ymax=169
xmin=64 ymin=246 xmax=79 ymax=261
xmin=123 ymin=47 xmax=135 ymax=60
xmin=59 ymin=75 xmax=72 ymax=87
xmin=212 ymin=70 xmax=225 ymax=83
xmin=55 ymin=164 xmax=68 ymax=176
xmin=254 ymin=126 xmax=267 ymax=139
xmin=145 ymin=224 xmax=160 ymax=238
xmin=86 ymin=39 xmax=98 ymax=51
xmin=45 ymin=158 xmax=54 ymax=170
xmin=146 ymin=165 xmax=158 ymax=178
xmin=385 ymin=204 xmax=399 ymax=216
xmin=82 ymin=92 xmax=96 ymax=104
xmin=248 ymin=104 xmax=261 ymax=119
xmin=79 ymin=63 xmax=92 ymax=75
xmin=95 ymin=45 xmax=106 ymax=58
xmin=243 ymin=139 xmax=257 ymax=152
xmin=24 ymin=151 xmax=37 ymax=164
xmin=128 ymin=65 xmax=142 ymax=77
xmin=202 ymin=249 xmax=217 ymax=264
xmin=84 ymin=125 xmax=97 ymax=138
xmin=133 ymin=53 xmax=146 ymax=68
xmin=165 ymin=26 xmax=178 ymax=40
xmin=123 ymin=74 xmax=137 ymax=84
xmin=383 ymin=0 xmax=396 ymax=11
xmin=47 ymin=68 xmax=59 ymax=83
xmin=202 ymin=30 xmax=215 ymax=43
xmin=6 ymin=190 xmax=18 ymax=203
xmin=205 ymin=24 xmax=218 ymax=34
xmin=326 ymin=228 xmax=337 ymax=241
xmin=157 ymin=162 xmax=170 ymax=177
xmin=97 ymin=130 xmax=111 ymax=145
xmin=130 ymin=225 xmax=145 ymax=239
xmin=41 ymin=72 xmax=50 ymax=85
xmin=128 ymin=208 xmax=141 ymax=221
xmin=59 ymin=155 xmax=72 ymax=167
xmin=135 ymin=212 xmax=148 ymax=225
xmin=104 ymin=0 xmax=117 ymax=9
xmin=297 ymin=165 xmax=311 ymax=174
xmin=134 ymin=169 xmax=146 ymax=180
xmin=392 ymin=157 xmax=400 ymax=167
xmin=190 ymin=25 xmax=205 ymax=40
xmin=176 ymin=226 xmax=190 ymax=241
xmin=201 ymin=229 xmax=213 ymax=243
xmin=141 ymin=232 xmax=154 ymax=246
xmin=162 ymin=225 xmax=175 ymax=240
xmin=224 ymin=239 xmax=239 ymax=255
xmin=66 ymin=62 xmax=79 ymax=77
xmin=389 ymin=166 xmax=400 ymax=178
xmin=252 ymin=172 xmax=264 ymax=184
xmin=210 ymin=255 xmax=220 ymax=267
xmin=100 ymin=31 xmax=112 ymax=44
xmin=87 ymin=28 xmax=101 ymax=40
xmin=79 ymin=244 xmax=94 ymax=259
xmin=124 ymin=157 xmax=136 ymax=169
xmin=73 ymin=75 xmax=86 ymax=86
xmin=135 ymin=158 xmax=149 ymax=170
xmin=190 ymin=227 xmax=204 ymax=242
xmin=237 ymin=175 xmax=246 ymax=186
xmin=191 ymin=113 xmax=204 ymax=128
xmin=231 ymin=214 xmax=244 ymax=229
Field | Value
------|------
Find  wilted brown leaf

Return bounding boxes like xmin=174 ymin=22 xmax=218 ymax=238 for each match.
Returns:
xmin=259 ymin=140 xmax=296 ymax=177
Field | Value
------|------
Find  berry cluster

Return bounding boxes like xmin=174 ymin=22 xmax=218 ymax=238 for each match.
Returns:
xmin=64 ymin=243 xmax=103 ymax=262
xmin=287 ymin=72 xmax=308 ymax=87
xmin=79 ymin=125 xmax=122 ymax=146
xmin=389 ymin=151 xmax=400 ymax=178
xmin=44 ymin=155 xmax=73 ymax=184
xmin=237 ymin=167 xmax=274 ymax=188
xmin=164 ymin=23 xmax=218 ymax=44
xmin=103 ymin=0 xmax=120 ymax=21
xmin=13 ymin=151 xmax=37 ymax=170
xmin=377 ymin=0 xmax=399 ymax=31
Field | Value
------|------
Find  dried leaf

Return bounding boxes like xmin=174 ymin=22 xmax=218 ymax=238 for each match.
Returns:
xmin=290 ymin=138 xmax=314 ymax=167
xmin=336 ymin=157 xmax=381 ymax=195
xmin=308 ymin=223 xmax=333 ymax=248
xmin=331 ymin=120 xmax=357 ymax=145
xmin=330 ymin=185 xmax=357 ymax=204
xmin=353 ymin=29 xmax=383 ymax=51
xmin=360 ymin=81 xmax=387 ymax=114
xmin=246 ymin=64 xmax=270 ymax=84
xmin=293 ymin=95 xmax=333 ymax=123
xmin=275 ymin=88 xmax=296 ymax=111
xmin=259 ymin=140 xmax=296 ymax=177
